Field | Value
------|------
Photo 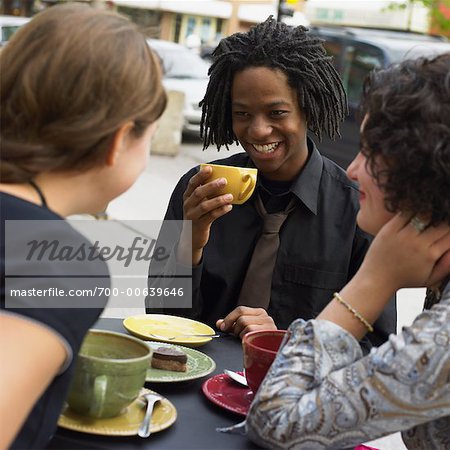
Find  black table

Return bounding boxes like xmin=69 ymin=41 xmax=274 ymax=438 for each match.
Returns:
xmin=47 ymin=318 xmax=262 ymax=450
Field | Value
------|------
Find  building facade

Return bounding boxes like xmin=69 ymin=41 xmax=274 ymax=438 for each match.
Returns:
xmin=112 ymin=0 xmax=307 ymax=44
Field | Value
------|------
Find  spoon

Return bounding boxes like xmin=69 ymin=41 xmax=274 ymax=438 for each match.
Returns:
xmin=224 ymin=369 xmax=248 ymax=387
xmin=138 ymin=392 xmax=163 ymax=438
xmin=147 ymin=332 xmax=221 ymax=341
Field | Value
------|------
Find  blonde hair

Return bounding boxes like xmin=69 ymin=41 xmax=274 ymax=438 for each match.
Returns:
xmin=0 ymin=3 xmax=167 ymax=182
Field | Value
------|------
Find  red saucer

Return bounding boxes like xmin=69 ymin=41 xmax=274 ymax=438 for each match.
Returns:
xmin=202 ymin=372 xmax=254 ymax=416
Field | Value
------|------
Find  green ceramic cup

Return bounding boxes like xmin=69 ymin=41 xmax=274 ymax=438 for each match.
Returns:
xmin=67 ymin=330 xmax=151 ymax=419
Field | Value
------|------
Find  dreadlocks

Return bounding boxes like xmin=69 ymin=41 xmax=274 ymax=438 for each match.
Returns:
xmin=200 ymin=16 xmax=347 ymax=150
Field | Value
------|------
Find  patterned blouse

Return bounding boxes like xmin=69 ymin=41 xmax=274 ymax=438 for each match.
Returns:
xmin=246 ymin=282 xmax=450 ymax=449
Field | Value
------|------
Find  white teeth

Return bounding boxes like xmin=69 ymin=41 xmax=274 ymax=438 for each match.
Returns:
xmin=252 ymin=142 xmax=280 ymax=153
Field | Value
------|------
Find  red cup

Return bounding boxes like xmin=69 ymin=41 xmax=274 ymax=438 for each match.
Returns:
xmin=242 ymin=330 xmax=287 ymax=393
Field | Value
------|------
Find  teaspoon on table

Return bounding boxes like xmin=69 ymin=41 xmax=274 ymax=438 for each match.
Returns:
xmin=147 ymin=332 xmax=221 ymax=341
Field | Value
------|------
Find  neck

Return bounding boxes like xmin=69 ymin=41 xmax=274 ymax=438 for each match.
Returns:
xmin=0 ymin=170 xmax=108 ymax=217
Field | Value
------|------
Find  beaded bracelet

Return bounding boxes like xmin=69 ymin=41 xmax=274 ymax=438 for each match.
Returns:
xmin=333 ymin=292 xmax=374 ymax=333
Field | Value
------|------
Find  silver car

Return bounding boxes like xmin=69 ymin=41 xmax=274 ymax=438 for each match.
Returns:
xmin=148 ymin=39 xmax=210 ymax=137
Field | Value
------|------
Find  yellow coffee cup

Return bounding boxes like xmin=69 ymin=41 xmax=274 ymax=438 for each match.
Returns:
xmin=200 ymin=163 xmax=258 ymax=205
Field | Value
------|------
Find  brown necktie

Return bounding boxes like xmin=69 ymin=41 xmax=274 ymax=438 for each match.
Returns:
xmin=237 ymin=194 xmax=296 ymax=310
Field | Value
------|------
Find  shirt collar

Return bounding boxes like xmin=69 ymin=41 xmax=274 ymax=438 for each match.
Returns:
xmin=289 ymin=138 xmax=322 ymax=215
xmin=247 ymin=137 xmax=323 ymax=215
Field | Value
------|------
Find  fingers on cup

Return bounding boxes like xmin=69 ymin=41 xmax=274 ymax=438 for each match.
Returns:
xmin=190 ymin=178 xmax=226 ymax=202
xmin=184 ymin=180 xmax=229 ymax=212
xmin=196 ymin=194 xmax=233 ymax=215
xmin=184 ymin=168 xmax=214 ymax=198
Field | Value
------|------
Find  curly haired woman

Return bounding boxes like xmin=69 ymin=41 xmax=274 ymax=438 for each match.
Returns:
xmin=246 ymin=53 xmax=450 ymax=449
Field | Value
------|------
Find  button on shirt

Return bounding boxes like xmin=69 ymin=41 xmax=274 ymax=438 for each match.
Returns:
xmin=147 ymin=140 xmax=397 ymax=352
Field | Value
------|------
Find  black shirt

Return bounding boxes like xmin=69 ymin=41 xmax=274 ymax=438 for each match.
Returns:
xmin=0 ymin=193 xmax=108 ymax=449
xmin=147 ymin=142 xmax=397 ymax=352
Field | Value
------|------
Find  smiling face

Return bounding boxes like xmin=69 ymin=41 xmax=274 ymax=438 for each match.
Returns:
xmin=231 ymin=66 xmax=309 ymax=181
xmin=346 ymin=117 xmax=394 ymax=235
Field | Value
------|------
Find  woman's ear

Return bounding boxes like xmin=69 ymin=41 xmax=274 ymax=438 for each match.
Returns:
xmin=105 ymin=121 xmax=134 ymax=167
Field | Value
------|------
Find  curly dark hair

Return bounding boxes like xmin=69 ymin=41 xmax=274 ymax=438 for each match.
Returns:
xmin=200 ymin=16 xmax=347 ymax=150
xmin=360 ymin=53 xmax=450 ymax=225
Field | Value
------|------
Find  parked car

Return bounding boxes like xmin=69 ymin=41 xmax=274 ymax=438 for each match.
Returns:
xmin=148 ymin=39 xmax=210 ymax=137
xmin=0 ymin=15 xmax=30 ymax=47
xmin=308 ymin=26 xmax=450 ymax=168
xmin=200 ymin=42 xmax=219 ymax=62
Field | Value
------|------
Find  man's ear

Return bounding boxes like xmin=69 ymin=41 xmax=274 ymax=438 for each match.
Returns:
xmin=105 ymin=121 xmax=134 ymax=167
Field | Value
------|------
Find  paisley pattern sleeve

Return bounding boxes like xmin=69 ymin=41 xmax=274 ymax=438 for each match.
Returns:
xmin=246 ymin=286 xmax=450 ymax=450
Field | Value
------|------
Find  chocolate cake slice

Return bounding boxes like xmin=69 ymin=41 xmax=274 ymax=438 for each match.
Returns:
xmin=151 ymin=346 xmax=188 ymax=372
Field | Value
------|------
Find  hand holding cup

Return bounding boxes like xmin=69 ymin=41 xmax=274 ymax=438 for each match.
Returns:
xmin=178 ymin=164 xmax=257 ymax=266
xmin=200 ymin=164 xmax=257 ymax=205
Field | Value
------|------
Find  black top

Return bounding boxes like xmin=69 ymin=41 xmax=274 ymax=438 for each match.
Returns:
xmin=147 ymin=141 xmax=397 ymax=352
xmin=0 ymin=193 xmax=109 ymax=449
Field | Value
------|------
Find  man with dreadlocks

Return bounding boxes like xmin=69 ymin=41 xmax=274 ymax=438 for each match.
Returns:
xmin=147 ymin=17 xmax=396 ymax=352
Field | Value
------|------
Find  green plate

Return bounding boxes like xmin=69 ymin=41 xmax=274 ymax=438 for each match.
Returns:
xmin=146 ymin=342 xmax=216 ymax=383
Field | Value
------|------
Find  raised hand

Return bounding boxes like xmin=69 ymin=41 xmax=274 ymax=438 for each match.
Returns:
xmin=358 ymin=213 xmax=450 ymax=294
xmin=177 ymin=165 xmax=234 ymax=266
xmin=318 ymin=213 xmax=450 ymax=340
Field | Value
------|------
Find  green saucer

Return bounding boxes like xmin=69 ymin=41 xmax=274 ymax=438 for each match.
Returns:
xmin=146 ymin=342 xmax=216 ymax=383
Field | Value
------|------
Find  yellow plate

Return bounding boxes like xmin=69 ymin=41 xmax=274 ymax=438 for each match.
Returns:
xmin=123 ymin=314 xmax=216 ymax=347
xmin=58 ymin=388 xmax=176 ymax=436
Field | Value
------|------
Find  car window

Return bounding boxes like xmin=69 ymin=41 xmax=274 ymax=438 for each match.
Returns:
xmin=1 ymin=25 xmax=21 ymax=43
xmin=322 ymin=39 xmax=343 ymax=71
xmin=153 ymin=47 xmax=209 ymax=79
xmin=342 ymin=44 xmax=384 ymax=104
